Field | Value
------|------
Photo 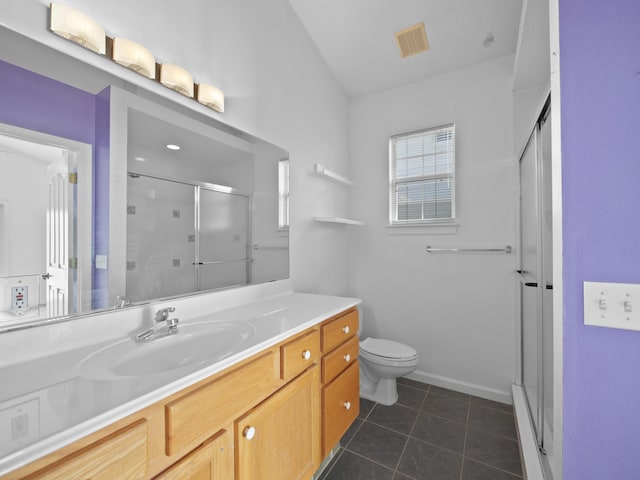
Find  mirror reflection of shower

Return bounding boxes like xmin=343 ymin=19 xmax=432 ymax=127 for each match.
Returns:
xmin=126 ymin=172 xmax=251 ymax=301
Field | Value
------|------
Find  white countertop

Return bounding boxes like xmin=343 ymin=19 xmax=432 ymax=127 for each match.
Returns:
xmin=0 ymin=285 xmax=360 ymax=477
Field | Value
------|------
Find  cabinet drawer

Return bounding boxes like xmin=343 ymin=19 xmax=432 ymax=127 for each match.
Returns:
xmin=281 ymin=329 xmax=320 ymax=380
xmin=28 ymin=419 xmax=148 ymax=480
xmin=154 ymin=429 xmax=232 ymax=480
xmin=165 ymin=351 xmax=280 ymax=455
xmin=322 ymin=361 xmax=360 ymax=455
xmin=321 ymin=309 xmax=358 ymax=354
xmin=322 ymin=335 xmax=359 ymax=384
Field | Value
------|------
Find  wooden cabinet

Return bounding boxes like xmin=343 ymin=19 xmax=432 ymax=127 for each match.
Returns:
xmin=20 ymin=419 xmax=149 ymax=480
xmin=154 ymin=430 xmax=233 ymax=480
xmin=3 ymin=310 xmax=359 ymax=480
xmin=235 ymin=366 xmax=320 ymax=480
xmin=320 ymin=308 xmax=360 ymax=455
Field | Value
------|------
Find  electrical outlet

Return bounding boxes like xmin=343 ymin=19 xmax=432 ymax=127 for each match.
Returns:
xmin=0 ymin=398 xmax=39 ymax=451
xmin=10 ymin=286 xmax=27 ymax=312
xmin=584 ymin=281 xmax=640 ymax=331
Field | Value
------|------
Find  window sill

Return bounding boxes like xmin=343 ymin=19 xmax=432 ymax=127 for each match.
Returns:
xmin=386 ymin=222 xmax=459 ymax=235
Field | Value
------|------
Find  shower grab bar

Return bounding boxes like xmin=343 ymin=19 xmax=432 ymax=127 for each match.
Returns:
xmin=426 ymin=245 xmax=512 ymax=254
xmin=194 ymin=258 xmax=254 ymax=265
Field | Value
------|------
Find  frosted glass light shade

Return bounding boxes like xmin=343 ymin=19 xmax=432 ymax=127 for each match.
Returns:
xmin=49 ymin=3 xmax=106 ymax=54
xmin=197 ymin=84 xmax=225 ymax=113
xmin=159 ymin=64 xmax=194 ymax=98
xmin=112 ymin=38 xmax=155 ymax=79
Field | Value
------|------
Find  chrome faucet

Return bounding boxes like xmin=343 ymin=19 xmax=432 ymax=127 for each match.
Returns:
xmin=135 ymin=307 xmax=179 ymax=343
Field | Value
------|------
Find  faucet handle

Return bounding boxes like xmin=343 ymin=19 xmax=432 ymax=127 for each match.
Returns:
xmin=155 ymin=307 xmax=176 ymax=322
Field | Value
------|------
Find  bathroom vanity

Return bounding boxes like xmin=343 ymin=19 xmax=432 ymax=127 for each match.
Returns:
xmin=0 ymin=284 xmax=360 ymax=479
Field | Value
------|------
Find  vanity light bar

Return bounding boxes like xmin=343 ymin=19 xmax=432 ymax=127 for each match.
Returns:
xmin=47 ymin=4 xmax=224 ymax=113
xmin=196 ymin=83 xmax=225 ymax=113
xmin=159 ymin=64 xmax=194 ymax=98
xmin=49 ymin=3 xmax=106 ymax=54
xmin=111 ymin=38 xmax=155 ymax=79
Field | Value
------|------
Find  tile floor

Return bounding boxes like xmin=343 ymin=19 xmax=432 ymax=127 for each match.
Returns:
xmin=319 ymin=378 xmax=523 ymax=480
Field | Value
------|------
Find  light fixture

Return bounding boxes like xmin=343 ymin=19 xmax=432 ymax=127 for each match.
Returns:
xmin=166 ymin=144 xmax=181 ymax=151
xmin=111 ymin=38 xmax=155 ymax=79
xmin=133 ymin=156 xmax=146 ymax=162
xmin=49 ymin=3 xmax=106 ymax=54
xmin=159 ymin=64 xmax=194 ymax=98
xmin=196 ymin=83 xmax=225 ymax=113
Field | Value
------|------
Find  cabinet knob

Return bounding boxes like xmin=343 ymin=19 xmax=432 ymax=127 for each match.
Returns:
xmin=344 ymin=353 xmax=351 ymax=362
xmin=344 ymin=401 xmax=351 ymax=410
xmin=342 ymin=326 xmax=350 ymax=334
xmin=302 ymin=350 xmax=311 ymax=360
xmin=243 ymin=426 xmax=256 ymax=440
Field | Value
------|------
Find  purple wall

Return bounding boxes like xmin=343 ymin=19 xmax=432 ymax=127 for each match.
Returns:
xmin=560 ymin=1 xmax=640 ymax=478
xmin=0 ymin=60 xmax=110 ymax=309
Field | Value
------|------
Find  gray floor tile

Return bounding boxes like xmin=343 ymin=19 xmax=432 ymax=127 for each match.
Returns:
xmin=465 ymin=428 xmax=523 ymax=476
xmin=340 ymin=417 xmax=363 ymax=447
xmin=397 ymin=438 xmax=462 ymax=480
xmin=393 ymin=473 xmax=416 ymax=480
xmin=358 ymin=398 xmax=376 ymax=419
xmin=397 ymin=384 xmax=427 ymax=410
xmin=461 ymin=458 xmax=523 ymax=479
xmin=468 ymin=404 xmax=517 ymax=440
xmin=397 ymin=377 xmax=430 ymax=391
xmin=347 ymin=421 xmax=408 ymax=469
xmin=411 ymin=412 xmax=466 ymax=453
xmin=429 ymin=385 xmax=470 ymax=401
xmin=323 ymin=450 xmax=394 ymax=480
xmin=368 ymin=403 xmax=419 ymax=435
xmin=422 ymin=391 xmax=469 ymax=424
xmin=469 ymin=395 xmax=514 ymax=415
xmin=318 ymin=449 xmax=345 ymax=480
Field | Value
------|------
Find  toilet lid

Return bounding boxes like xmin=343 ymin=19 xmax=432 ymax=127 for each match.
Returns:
xmin=360 ymin=337 xmax=417 ymax=360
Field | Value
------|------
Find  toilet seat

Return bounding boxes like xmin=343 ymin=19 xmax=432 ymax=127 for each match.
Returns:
xmin=360 ymin=338 xmax=418 ymax=362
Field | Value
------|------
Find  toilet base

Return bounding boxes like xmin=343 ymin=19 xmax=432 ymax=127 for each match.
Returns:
xmin=360 ymin=377 xmax=399 ymax=406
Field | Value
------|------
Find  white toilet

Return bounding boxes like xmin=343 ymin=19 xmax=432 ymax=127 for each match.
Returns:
xmin=359 ymin=337 xmax=419 ymax=406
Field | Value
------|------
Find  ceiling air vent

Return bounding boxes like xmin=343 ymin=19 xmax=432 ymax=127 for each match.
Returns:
xmin=394 ymin=22 xmax=429 ymax=58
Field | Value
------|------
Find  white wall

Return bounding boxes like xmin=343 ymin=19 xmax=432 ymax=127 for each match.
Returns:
xmin=1 ymin=0 xmax=351 ymax=296
xmin=349 ymin=55 xmax=517 ymax=401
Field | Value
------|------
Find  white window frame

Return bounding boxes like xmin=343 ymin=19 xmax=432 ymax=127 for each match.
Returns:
xmin=278 ymin=158 xmax=290 ymax=230
xmin=389 ymin=124 xmax=456 ymax=225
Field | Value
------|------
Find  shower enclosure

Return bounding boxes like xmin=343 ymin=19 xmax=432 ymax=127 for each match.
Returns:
xmin=126 ymin=173 xmax=251 ymax=302
xmin=518 ymin=97 xmax=554 ymax=477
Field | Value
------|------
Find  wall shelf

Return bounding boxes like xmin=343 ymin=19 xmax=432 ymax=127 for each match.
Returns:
xmin=314 ymin=217 xmax=364 ymax=226
xmin=314 ymin=163 xmax=354 ymax=187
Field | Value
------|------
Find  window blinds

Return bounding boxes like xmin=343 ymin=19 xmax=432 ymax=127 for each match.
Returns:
xmin=389 ymin=124 xmax=455 ymax=224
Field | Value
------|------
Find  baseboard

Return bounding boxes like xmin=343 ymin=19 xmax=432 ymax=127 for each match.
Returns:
xmin=405 ymin=369 xmax=513 ymax=405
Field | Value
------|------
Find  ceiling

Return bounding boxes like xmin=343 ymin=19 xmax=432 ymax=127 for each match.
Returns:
xmin=288 ymin=0 xmax=523 ymax=99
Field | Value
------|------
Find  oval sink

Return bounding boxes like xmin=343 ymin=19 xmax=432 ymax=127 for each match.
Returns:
xmin=78 ymin=321 xmax=255 ymax=380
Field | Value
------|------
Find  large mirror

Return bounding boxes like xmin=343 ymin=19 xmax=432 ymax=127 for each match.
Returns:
xmin=0 ymin=25 xmax=289 ymax=327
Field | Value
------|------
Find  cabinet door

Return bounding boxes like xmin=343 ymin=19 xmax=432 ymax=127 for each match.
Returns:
xmin=236 ymin=366 xmax=320 ymax=480
xmin=155 ymin=430 xmax=233 ymax=480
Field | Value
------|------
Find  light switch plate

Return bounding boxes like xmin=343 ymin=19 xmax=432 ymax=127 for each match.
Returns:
xmin=584 ymin=281 xmax=640 ymax=331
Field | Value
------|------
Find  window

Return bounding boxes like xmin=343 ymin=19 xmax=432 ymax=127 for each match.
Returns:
xmin=389 ymin=124 xmax=455 ymax=224
xmin=278 ymin=158 xmax=290 ymax=229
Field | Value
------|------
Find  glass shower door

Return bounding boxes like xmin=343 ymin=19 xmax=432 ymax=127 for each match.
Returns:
xmin=519 ymin=128 xmax=542 ymax=442
xmin=197 ymin=188 xmax=250 ymax=291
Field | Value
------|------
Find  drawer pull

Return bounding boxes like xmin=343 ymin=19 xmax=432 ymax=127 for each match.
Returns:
xmin=344 ymin=354 xmax=351 ymax=362
xmin=342 ymin=326 xmax=350 ymax=334
xmin=243 ymin=426 xmax=256 ymax=440
xmin=302 ymin=350 xmax=312 ymax=360
xmin=344 ymin=401 xmax=351 ymax=411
